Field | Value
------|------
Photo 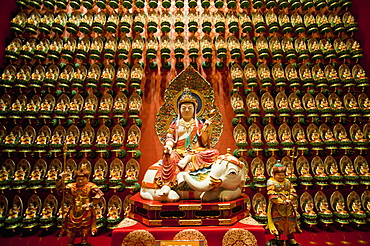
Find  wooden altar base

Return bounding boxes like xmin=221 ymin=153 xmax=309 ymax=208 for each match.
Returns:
xmin=128 ymin=193 xmax=250 ymax=227
xmin=111 ymin=218 xmax=266 ymax=246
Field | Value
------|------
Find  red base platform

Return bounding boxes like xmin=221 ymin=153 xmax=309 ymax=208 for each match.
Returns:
xmin=128 ymin=193 xmax=250 ymax=227
xmin=111 ymin=217 xmax=266 ymax=246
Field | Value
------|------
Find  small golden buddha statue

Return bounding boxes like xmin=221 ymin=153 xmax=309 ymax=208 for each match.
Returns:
xmin=7 ymin=204 xmax=20 ymax=220
xmin=55 ymin=100 xmax=67 ymax=112
xmin=303 ymin=201 xmax=316 ymax=217
xmin=80 ymin=132 xmax=91 ymax=145
xmin=329 ymin=163 xmax=341 ymax=176
xmin=109 ymin=166 xmax=122 ymax=181
xmin=236 ymin=130 xmax=247 ymax=143
xmin=4 ymin=132 xmax=16 ymax=145
xmin=362 ymin=98 xmax=370 ymax=109
xmin=114 ymin=99 xmax=125 ymax=110
xmin=0 ymin=99 xmax=7 ymax=111
xmin=20 ymin=132 xmax=32 ymax=145
xmin=306 ymin=98 xmax=316 ymax=110
xmin=354 ymin=129 xmax=366 ymax=142
xmin=30 ymin=166 xmax=42 ymax=181
xmin=337 ymin=130 xmax=350 ymax=142
xmin=111 ymin=133 xmax=123 ymax=144
xmin=127 ymin=131 xmax=138 ymax=145
xmin=251 ymin=130 xmax=262 ymax=143
xmin=40 ymin=203 xmax=54 ymax=219
xmin=359 ymin=163 xmax=370 ymax=177
xmin=125 ymin=166 xmax=138 ymax=180
xmin=310 ymin=129 xmax=321 ymax=142
xmin=26 ymin=101 xmax=37 ymax=112
xmin=300 ymin=164 xmax=312 ymax=178
xmin=14 ymin=167 xmax=26 ymax=181
xmin=93 ymin=166 xmax=105 ymax=181
xmin=84 ymin=99 xmax=95 ymax=111
xmin=248 ymin=97 xmax=259 ymax=109
xmin=35 ymin=133 xmax=47 ymax=145
xmin=278 ymin=98 xmax=289 ymax=109
xmin=96 ymin=133 xmax=107 ymax=145
xmin=0 ymin=166 xmax=10 ymax=181
xmin=316 ymin=163 xmax=327 ymax=177
xmin=291 ymin=98 xmax=302 ymax=110
xmin=318 ymin=201 xmax=331 ymax=215
xmin=332 ymin=97 xmax=344 ymax=109
xmin=327 ymin=68 xmax=338 ymax=80
xmin=281 ymin=130 xmax=292 ymax=143
xmin=355 ymin=69 xmax=367 ymax=80
xmin=99 ymin=99 xmax=110 ymax=111
xmin=266 ymin=130 xmax=278 ymax=143
xmin=319 ymin=99 xmax=329 ymax=110
xmin=69 ymin=99 xmax=80 ymax=111
xmin=344 ymin=163 xmax=356 ymax=176
xmin=40 ymin=100 xmax=51 ymax=111
xmin=324 ymin=130 xmax=336 ymax=142
xmin=348 ymin=97 xmax=359 ymax=109
xmin=65 ymin=132 xmax=76 ymax=145
xmin=335 ymin=201 xmax=348 ymax=216
xmin=24 ymin=203 xmax=38 ymax=219
xmin=11 ymin=99 xmax=22 ymax=111
xmin=264 ymin=98 xmax=274 ymax=109
xmin=296 ymin=130 xmax=307 ymax=142
xmin=107 ymin=203 xmax=120 ymax=220
xmin=50 ymin=132 xmax=62 ymax=145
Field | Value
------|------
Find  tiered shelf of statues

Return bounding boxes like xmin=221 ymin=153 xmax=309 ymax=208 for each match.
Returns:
xmin=225 ymin=0 xmax=370 ymax=228
xmin=0 ymin=0 xmax=147 ymax=233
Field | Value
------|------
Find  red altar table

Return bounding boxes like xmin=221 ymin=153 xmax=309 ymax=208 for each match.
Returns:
xmin=111 ymin=217 xmax=266 ymax=246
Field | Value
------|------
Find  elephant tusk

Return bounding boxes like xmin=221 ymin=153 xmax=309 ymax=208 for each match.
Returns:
xmin=209 ymin=176 xmax=222 ymax=191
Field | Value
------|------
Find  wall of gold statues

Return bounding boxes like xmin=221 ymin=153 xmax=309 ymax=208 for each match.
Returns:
xmin=0 ymin=0 xmax=370 ymax=234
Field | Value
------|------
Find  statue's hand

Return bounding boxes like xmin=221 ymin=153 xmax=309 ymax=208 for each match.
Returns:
xmin=204 ymin=119 xmax=212 ymax=126
xmin=201 ymin=120 xmax=211 ymax=132
xmin=164 ymin=145 xmax=172 ymax=154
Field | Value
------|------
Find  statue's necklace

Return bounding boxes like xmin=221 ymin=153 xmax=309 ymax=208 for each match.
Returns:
xmin=179 ymin=118 xmax=195 ymax=133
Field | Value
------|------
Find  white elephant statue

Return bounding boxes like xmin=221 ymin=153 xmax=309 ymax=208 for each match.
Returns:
xmin=140 ymin=153 xmax=245 ymax=202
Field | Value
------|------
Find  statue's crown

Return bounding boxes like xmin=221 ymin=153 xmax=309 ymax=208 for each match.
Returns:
xmin=76 ymin=169 xmax=89 ymax=178
xmin=272 ymin=160 xmax=286 ymax=174
xmin=178 ymin=88 xmax=197 ymax=105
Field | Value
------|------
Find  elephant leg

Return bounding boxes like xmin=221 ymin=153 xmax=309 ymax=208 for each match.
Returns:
xmin=157 ymin=186 xmax=180 ymax=201
xmin=167 ymin=190 xmax=180 ymax=202
xmin=219 ymin=188 xmax=242 ymax=201
xmin=157 ymin=185 xmax=171 ymax=196
xmin=140 ymin=189 xmax=154 ymax=200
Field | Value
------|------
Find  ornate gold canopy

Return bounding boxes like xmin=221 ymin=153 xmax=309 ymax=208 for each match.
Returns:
xmin=155 ymin=66 xmax=223 ymax=148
